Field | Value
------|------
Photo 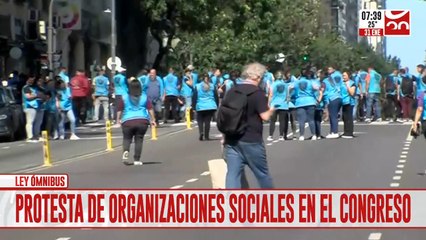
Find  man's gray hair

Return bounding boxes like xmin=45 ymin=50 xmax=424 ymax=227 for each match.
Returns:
xmin=241 ymin=62 xmax=267 ymax=81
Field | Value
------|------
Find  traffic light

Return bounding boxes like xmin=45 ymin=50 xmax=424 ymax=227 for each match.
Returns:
xmin=302 ymin=54 xmax=309 ymax=62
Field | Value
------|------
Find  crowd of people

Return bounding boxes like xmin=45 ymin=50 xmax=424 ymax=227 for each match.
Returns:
xmin=6 ymin=62 xmax=426 ymax=145
xmin=5 ymin=60 xmax=426 ymax=188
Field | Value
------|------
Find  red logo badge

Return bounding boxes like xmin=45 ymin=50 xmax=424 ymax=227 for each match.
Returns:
xmin=384 ymin=10 xmax=410 ymax=36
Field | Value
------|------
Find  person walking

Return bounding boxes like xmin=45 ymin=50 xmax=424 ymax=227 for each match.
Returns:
xmin=341 ymin=71 xmax=356 ymax=138
xmin=267 ymin=71 xmax=289 ymax=141
xmin=117 ymin=79 xmax=156 ymax=165
xmin=93 ymin=69 xmax=110 ymax=122
xmin=145 ymin=69 xmax=164 ymax=125
xmin=365 ymin=67 xmax=382 ymax=122
xmin=218 ymin=62 xmax=275 ymax=189
xmin=163 ymin=68 xmax=180 ymax=123
xmin=112 ymin=67 xmax=128 ymax=127
xmin=70 ymin=70 xmax=90 ymax=125
xmin=57 ymin=80 xmax=79 ymax=140
xmin=192 ymin=74 xmax=218 ymax=141
xmin=399 ymin=68 xmax=416 ymax=121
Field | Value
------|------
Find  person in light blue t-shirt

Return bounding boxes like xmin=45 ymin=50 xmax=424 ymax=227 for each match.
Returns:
xmin=357 ymin=69 xmax=368 ymax=120
xmin=314 ymin=69 xmax=326 ymax=139
xmin=415 ymin=64 xmax=426 ymax=97
xmin=365 ymin=67 xmax=382 ymax=122
xmin=267 ymin=71 xmax=290 ymax=141
xmin=324 ymin=66 xmax=343 ymax=139
xmin=341 ymin=71 xmax=356 ymax=138
xmin=163 ymin=68 xmax=180 ymax=123
xmin=93 ymin=69 xmax=110 ymax=121
xmin=383 ymin=69 xmax=401 ymax=122
xmin=284 ymin=70 xmax=297 ymax=139
xmin=290 ymin=68 xmax=319 ymax=141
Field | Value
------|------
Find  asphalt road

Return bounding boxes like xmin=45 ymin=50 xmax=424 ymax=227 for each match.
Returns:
xmin=1 ymin=121 xmax=425 ymax=240
xmin=0 ymin=122 xmax=187 ymax=173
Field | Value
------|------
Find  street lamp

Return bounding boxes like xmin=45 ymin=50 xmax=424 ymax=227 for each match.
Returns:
xmin=104 ymin=0 xmax=116 ymax=76
xmin=47 ymin=0 xmax=56 ymax=78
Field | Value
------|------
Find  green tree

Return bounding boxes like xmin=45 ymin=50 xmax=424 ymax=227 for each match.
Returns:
xmin=140 ymin=0 xmax=400 ymax=75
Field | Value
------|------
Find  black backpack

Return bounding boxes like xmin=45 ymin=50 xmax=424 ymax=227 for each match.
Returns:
xmin=400 ymin=76 xmax=414 ymax=96
xmin=385 ymin=75 xmax=396 ymax=92
xmin=217 ymin=87 xmax=257 ymax=136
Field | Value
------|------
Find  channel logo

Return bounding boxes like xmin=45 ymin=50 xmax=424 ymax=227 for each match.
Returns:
xmin=384 ymin=10 xmax=410 ymax=36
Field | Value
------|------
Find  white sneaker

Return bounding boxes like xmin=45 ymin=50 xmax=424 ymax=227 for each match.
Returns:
xmin=278 ymin=136 xmax=285 ymax=141
xmin=376 ymin=118 xmax=382 ymax=122
xmin=133 ymin=161 xmax=143 ymax=166
xmin=299 ymin=136 xmax=305 ymax=141
xmin=341 ymin=135 xmax=354 ymax=139
xmin=267 ymin=136 xmax=273 ymax=141
xmin=365 ymin=118 xmax=372 ymax=123
xmin=59 ymin=135 xmax=65 ymax=140
xmin=311 ymin=136 xmax=317 ymax=141
xmin=70 ymin=134 xmax=80 ymax=140
xmin=326 ymin=133 xmax=340 ymax=139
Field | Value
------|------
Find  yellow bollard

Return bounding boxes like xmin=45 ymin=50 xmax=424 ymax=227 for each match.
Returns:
xmin=42 ymin=131 xmax=52 ymax=167
xmin=106 ymin=120 xmax=113 ymax=151
xmin=151 ymin=124 xmax=158 ymax=140
xmin=186 ymin=107 xmax=192 ymax=130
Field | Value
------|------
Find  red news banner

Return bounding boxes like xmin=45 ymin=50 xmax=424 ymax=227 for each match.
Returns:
xmin=358 ymin=10 xmax=410 ymax=37
xmin=1 ymin=175 xmax=426 ymax=228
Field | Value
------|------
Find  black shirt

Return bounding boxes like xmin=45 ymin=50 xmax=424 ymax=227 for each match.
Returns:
xmin=225 ymin=84 xmax=268 ymax=144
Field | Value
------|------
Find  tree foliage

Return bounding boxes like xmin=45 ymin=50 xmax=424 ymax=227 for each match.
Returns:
xmin=141 ymin=0 xmax=399 ymax=75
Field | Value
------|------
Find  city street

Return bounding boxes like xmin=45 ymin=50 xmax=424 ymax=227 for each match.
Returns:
xmin=1 ymin=122 xmax=425 ymax=240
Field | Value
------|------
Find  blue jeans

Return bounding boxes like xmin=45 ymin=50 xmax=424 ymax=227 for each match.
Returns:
xmin=328 ymin=98 xmax=342 ymax=134
xmin=225 ymin=141 xmax=274 ymax=189
xmin=353 ymin=95 xmax=359 ymax=119
xmin=314 ymin=109 xmax=323 ymax=137
xmin=366 ymin=93 xmax=381 ymax=120
xmin=59 ymin=110 xmax=76 ymax=137
xmin=180 ymin=96 xmax=192 ymax=118
xmin=296 ymin=106 xmax=315 ymax=137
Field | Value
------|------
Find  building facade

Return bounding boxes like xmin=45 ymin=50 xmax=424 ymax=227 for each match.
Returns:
xmin=325 ymin=0 xmax=359 ymax=44
xmin=0 ymin=0 xmax=112 ymax=79
xmin=360 ymin=0 xmax=386 ymax=56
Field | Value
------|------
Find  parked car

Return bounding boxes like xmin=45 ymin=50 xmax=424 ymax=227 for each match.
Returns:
xmin=0 ymin=85 xmax=25 ymax=141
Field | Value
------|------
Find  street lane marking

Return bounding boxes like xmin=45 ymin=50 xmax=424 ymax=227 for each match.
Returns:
xmin=390 ymin=183 xmax=400 ymax=187
xmin=17 ymin=127 xmax=191 ymax=173
xmin=170 ymin=185 xmax=184 ymax=189
xmin=404 ymin=144 xmax=410 ymax=147
xmin=395 ymin=170 xmax=403 ymax=174
xmin=186 ymin=178 xmax=198 ymax=183
xmin=56 ymin=238 xmax=71 ymax=240
xmin=18 ymin=144 xmax=25 ymax=146
xmin=397 ymin=165 xmax=405 ymax=169
xmin=368 ymin=232 xmax=382 ymax=240
xmin=393 ymin=176 xmax=401 ymax=180
xmin=403 ymin=147 xmax=409 ymax=150
xmin=401 ymin=151 xmax=408 ymax=154
xmin=266 ymin=143 xmax=273 ymax=146
xmin=400 ymin=155 xmax=407 ymax=159
xmin=399 ymin=159 xmax=407 ymax=163
xmin=1 ymin=146 xmax=10 ymax=149
xmin=75 ymin=136 xmax=123 ymax=140
xmin=406 ymin=135 xmax=413 ymax=141
xmin=200 ymin=171 xmax=210 ymax=176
